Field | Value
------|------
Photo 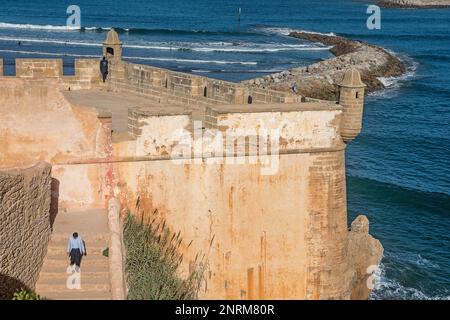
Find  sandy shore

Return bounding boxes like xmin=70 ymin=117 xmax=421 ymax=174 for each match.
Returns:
xmin=242 ymin=31 xmax=406 ymax=101
xmin=377 ymin=0 xmax=450 ymax=8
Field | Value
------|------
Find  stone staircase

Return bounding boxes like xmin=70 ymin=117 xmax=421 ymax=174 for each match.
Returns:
xmin=35 ymin=209 xmax=111 ymax=300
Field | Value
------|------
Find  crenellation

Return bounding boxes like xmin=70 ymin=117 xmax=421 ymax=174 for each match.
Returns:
xmin=16 ymin=59 xmax=63 ymax=79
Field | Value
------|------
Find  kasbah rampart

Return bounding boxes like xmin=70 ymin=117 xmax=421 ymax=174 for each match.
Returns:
xmin=0 ymin=29 xmax=383 ymax=300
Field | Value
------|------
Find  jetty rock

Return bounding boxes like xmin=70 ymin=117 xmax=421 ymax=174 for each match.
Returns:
xmin=377 ymin=0 xmax=450 ymax=8
xmin=242 ymin=31 xmax=406 ymax=101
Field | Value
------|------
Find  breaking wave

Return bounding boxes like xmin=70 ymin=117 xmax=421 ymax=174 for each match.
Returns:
xmin=259 ymin=26 xmax=336 ymax=37
xmin=0 ymin=49 xmax=257 ymax=65
xmin=0 ymin=22 xmax=126 ymax=32
xmin=123 ymin=56 xmax=257 ymax=65
xmin=371 ymin=53 xmax=418 ymax=97
xmin=0 ymin=36 xmax=329 ymax=53
xmin=0 ymin=22 xmax=249 ymax=36
xmin=370 ymin=262 xmax=449 ymax=300
xmin=191 ymin=68 xmax=284 ymax=73
xmin=0 ymin=36 xmax=102 ymax=47
xmin=0 ymin=49 xmax=99 ymax=58
xmin=0 ymin=22 xmax=83 ymax=31
xmin=0 ymin=21 xmax=337 ymax=39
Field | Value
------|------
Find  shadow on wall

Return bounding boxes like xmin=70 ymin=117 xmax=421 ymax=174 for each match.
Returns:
xmin=49 ymin=178 xmax=60 ymax=230
xmin=0 ymin=274 xmax=32 ymax=300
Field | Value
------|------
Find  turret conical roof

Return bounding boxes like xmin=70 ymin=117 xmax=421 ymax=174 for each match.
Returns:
xmin=104 ymin=28 xmax=121 ymax=45
xmin=340 ymin=68 xmax=366 ymax=88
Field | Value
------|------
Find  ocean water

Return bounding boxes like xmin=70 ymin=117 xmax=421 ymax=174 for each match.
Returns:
xmin=0 ymin=0 xmax=448 ymax=299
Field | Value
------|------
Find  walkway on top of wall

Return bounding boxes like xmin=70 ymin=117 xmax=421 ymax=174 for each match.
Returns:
xmin=63 ymin=89 xmax=339 ymax=134
xmin=35 ymin=209 xmax=111 ymax=300
xmin=64 ymin=90 xmax=188 ymax=132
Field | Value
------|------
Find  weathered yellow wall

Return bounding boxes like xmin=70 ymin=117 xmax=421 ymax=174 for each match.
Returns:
xmin=112 ymin=106 xmax=379 ymax=299
xmin=115 ymin=154 xmax=313 ymax=299
xmin=115 ymin=147 xmax=380 ymax=300
xmin=0 ymin=78 xmax=111 ymax=209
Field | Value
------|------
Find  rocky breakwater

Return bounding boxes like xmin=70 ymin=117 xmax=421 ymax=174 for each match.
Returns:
xmin=377 ymin=0 xmax=450 ymax=8
xmin=242 ymin=31 xmax=406 ymax=101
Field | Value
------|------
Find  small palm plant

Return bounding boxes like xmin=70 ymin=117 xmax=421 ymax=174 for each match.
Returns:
xmin=12 ymin=289 xmax=42 ymax=300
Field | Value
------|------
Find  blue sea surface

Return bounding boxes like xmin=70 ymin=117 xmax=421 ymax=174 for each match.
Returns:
xmin=0 ymin=0 xmax=448 ymax=299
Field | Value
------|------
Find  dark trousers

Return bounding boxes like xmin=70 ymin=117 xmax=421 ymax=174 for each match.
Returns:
xmin=69 ymin=248 xmax=82 ymax=267
xmin=102 ymin=72 xmax=108 ymax=83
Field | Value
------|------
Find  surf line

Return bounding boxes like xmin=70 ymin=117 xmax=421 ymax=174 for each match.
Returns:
xmin=0 ymin=49 xmax=257 ymax=65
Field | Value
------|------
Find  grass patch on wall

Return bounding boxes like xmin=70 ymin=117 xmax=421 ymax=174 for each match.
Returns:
xmin=123 ymin=213 xmax=205 ymax=300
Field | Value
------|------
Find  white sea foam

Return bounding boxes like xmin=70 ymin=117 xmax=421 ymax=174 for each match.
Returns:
xmin=0 ymin=36 xmax=101 ymax=47
xmin=377 ymin=65 xmax=417 ymax=88
xmin=192 ymin=68 xmax=284 ymax=74
xmin=123 ymin=55 xmax=258 ymax=65
xmin=0 ymin=49 xmax=99 ymax=58
xmin=191 ymin=69 xmax=211 ymax=73
xmin=0 ymin=22 xmax=115 ymax=32
xmin=0 ymin=36 xmax=330 ymax=53
xmin=370 ymin=52 xmax=418 ymax=98
xmin=260 ymin=27 xmax=335 ymax=37
xmin=415 ymin=254 xmax=440 ymax=269
xmin=0 ymin=48 xmax=257 ymax=65
xmin=0 ymin=22 xmax=82 ymax=31
xmin=370 ymin=260 xmax=448 ymax=300
xmin=186 ymin=44 xmax=331 ymax=53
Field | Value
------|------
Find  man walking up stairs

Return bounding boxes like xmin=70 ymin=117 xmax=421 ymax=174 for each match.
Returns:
xmin=35 ymin=209 xmax=111 ymax=300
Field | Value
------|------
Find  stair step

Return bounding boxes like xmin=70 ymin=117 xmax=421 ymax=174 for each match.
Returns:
xmin=43 ymin=253 xmax=109 ymax=261
xmin=36 ymin=283 xmax=110 ymax=293
xmin=39 ymin=290 xmax=112 ymax=300
xmin=50 ymin=234 xmax=109 ymax=243
xmin=37 ymin=280 xmax=110 ymax=290
xmin=46 ymin=246 xmax=108 ymax=256
xmin=37 ymin=279 xmax=111 ymax=289
xmin=35 ymin=208 xmax=112 ymax=300
xmin=38 ymin=271 xmax=110 ymax=282
xmin=40 ymin=263 xmax=109 ymax=274
xmin=42 ymin=260 xmax=108 ymax=271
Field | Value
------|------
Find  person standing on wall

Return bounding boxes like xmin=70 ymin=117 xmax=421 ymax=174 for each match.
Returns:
xmin=100 ymin=56 xmax=109 ymax=83
xmin=67 ymin=232 xmax=86 ymax=269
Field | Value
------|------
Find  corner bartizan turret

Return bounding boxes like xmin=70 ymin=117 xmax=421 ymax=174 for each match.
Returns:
xmin=103 ymin=28 xmax=122 ymax=61
xmin=338 ymin=68 xmax=366 ymax=142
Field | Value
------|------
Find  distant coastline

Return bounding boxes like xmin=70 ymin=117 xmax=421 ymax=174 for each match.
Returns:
xmin=377 ymin=0 xmax=450 ymax=8
xmin=243 ymin=31 xmax=406 ymax=101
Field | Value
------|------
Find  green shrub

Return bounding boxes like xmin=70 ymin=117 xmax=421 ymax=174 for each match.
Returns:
xmin=12 ymin=289 xmax=42 ymax=300
xmin=124 ymin=213 xmax=205 ymax=300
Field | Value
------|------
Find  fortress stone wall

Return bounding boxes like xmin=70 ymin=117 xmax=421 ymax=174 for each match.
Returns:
xmin=0 ymin=58 xmax=100 ymax=90
xmin=0 ymin=77 xmax=112 ymax=209
xmin=0 ymin=58 xmax=298 ymax=106
xmin=0 ymin=30 xmax=382 ymax=299
xmin=107 ymin=61 xmax=299 ymax=108
xmin=113 ymin=106 xmax=351 ymax=299
xmin=0 ymin=162 xmax=52 ymax=299
xmin=112 ymin=103 xmax=382 ymax=299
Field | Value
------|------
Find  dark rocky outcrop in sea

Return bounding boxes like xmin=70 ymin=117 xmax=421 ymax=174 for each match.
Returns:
xmin=377 ymin=0 xmax=450 ymax=8
xmin=242 ymin=31 xmax=406 ymax=101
